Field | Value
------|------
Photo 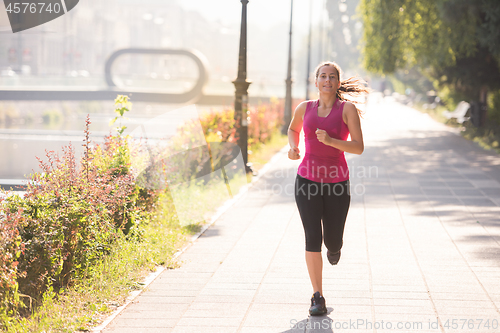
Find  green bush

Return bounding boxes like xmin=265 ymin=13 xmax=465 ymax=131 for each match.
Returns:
xmin=0 ymin=108 xmax=154 ymax=322
xmin=2 ymin=136 xmax=134 ymax=304
xmin=487 ymin=89 xmax=500 ymax=126
xmin=0 ymin=205 xmax=25 ymax=322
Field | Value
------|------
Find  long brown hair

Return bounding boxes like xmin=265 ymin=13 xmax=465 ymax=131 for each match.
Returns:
xmin=314 ymin=61 xmax=370 ymax=114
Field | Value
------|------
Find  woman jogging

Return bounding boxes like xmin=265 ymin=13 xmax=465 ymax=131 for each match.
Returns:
xmin=287 ymin=61 xmax=368 ymax=316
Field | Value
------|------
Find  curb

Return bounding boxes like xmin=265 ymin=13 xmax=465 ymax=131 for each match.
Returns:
xmin=91 ymin=144 xmax=288 ymax=332
xmin=91 ymin=266 xmax=166 ymax=332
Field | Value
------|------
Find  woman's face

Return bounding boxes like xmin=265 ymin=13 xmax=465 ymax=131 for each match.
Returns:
xmin=315 ymin=65 xmax=340 ymax=94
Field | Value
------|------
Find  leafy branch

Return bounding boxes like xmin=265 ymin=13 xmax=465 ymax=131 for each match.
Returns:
xmin=109 ymin=95 xmax=131 ymax=136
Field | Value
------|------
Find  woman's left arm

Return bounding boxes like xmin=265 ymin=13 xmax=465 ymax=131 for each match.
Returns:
xmin=316 ymin=102 xmax=364 ymax=155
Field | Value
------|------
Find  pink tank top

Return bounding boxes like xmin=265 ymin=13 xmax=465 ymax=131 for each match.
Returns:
xmin=297 ymin=99 xmax=350 ymax=183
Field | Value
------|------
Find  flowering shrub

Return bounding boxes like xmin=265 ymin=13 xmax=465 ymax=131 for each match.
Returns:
xmin=0 ymin=111 xmax=150 ymax=320
xmin=136 ymin=99 xmax=285 ymax=187
xmin=0 ymin=205 xmax=25 ymax=320
xmin=199 ymin=97 xmax=285 ymax=147
xmin=246 ymin=97 xmax=285 ymax=147
xmin=160 ymin=98 xmax=286 ymax=184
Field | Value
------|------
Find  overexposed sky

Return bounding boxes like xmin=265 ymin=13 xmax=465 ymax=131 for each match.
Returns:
xmin=1 ymin=0 xmax=327 ymax=34
xmin=0 ymin=0 xmax=334 ymax=96
xmin=177 ymin=0 xmax=325 ymax=32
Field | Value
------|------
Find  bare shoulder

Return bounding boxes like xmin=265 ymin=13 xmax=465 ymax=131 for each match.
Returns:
xmin=343 ymin=101 xmax=357 ymax=114
xmin=294 ymin=100 xmax=309 ymax=119
xmin=342 ymin=101 xmax=359 ymax=123
xmin=295 ymin=100 xmax=309 ymax=113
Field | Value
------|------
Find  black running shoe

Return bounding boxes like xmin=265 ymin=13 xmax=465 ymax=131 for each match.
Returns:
xmin=327 ymin=250 xmax=341 ymax=265
xmin=309 ymin=291 xmax=327 ymax=316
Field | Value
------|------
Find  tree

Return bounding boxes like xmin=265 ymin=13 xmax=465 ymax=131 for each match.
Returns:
xmin=360 ymin=0 xmax=500 ymax=126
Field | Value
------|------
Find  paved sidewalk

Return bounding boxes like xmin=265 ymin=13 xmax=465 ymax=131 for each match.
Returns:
xmin=102 ymin=98 xmax=500 ymax=333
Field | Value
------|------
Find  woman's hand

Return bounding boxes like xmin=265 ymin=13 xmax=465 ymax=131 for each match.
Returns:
xmin=313 ymin=103 xmax=364 ymax=154
xmin=315 ymin=129 xmax=331 ymax=145
xmin=288 ymin=146 xmax=301 ymax=160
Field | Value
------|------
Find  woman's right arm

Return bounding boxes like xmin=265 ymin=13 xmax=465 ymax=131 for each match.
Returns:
xmin=287 ymin=101 xmax=307 ymax=160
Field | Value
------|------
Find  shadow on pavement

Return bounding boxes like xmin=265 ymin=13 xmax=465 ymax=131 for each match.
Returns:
xmin=199 ymin=225 xmax=220 ymax=237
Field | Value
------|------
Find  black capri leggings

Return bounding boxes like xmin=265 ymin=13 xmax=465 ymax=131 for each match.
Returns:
xmin=294 ymin=174 xmax=350 ymax=253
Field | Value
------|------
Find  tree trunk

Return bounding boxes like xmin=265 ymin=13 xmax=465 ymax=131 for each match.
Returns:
xmin=471 ymin=86 xmax=489 ymax=127
xmin=479 ymin=86 xmax=488 ymax=127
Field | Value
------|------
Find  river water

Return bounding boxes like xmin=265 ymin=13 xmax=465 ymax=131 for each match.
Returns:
xmin=0 ymin=101 xmax=222 ymax=180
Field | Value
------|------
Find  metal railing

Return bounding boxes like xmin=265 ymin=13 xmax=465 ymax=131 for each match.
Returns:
xmin=0 ymin=48 xmax=209 ymax=104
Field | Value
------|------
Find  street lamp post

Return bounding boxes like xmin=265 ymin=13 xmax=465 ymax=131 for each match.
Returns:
xmin=306 ymin=0 xmax=312 ymax=101
xmin=282 ymin=0 xmax=293 ymax=135
xmin=233 ymin=0 xmax=252 ymax=173
xmin=319 ymin=0 xmax=327 ymax=63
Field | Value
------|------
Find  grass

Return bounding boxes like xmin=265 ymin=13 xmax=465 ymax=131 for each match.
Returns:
xmin=461 ymin=125 xmax=500 ymax=154
xmin=1 ymin=132 xmax=287 ymax=333
xmin=166 ymin=171 xmax=248 ymax=226
xmin=2 ymin=190 xmax=190 ymax=333
xmin=413 ymin=102 xmax=500 ymax=155
xmin=249 ymin=130 xmax=288 ymax=173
